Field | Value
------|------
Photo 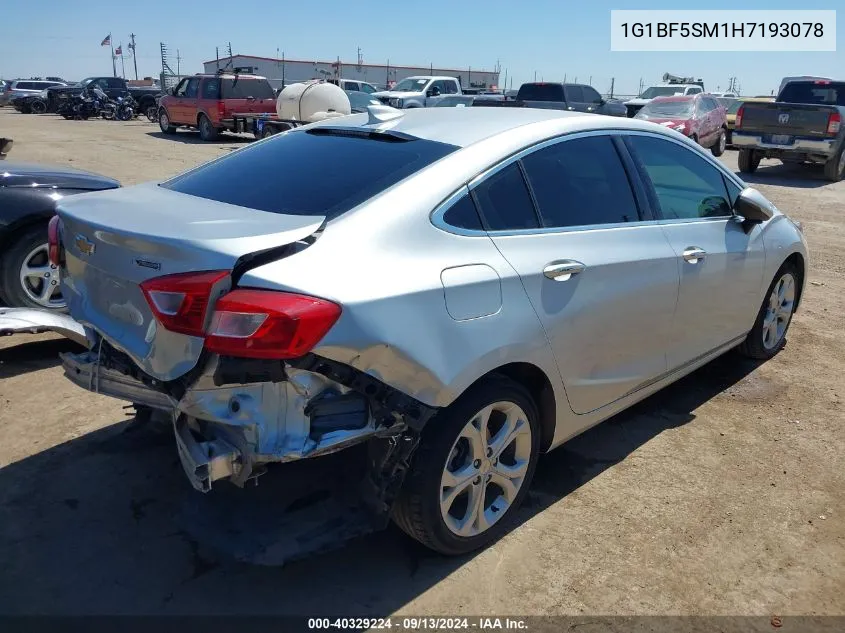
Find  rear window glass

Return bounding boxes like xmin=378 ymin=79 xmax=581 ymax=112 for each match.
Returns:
xmin=778 ymin=82 xmax=845 ymax=106
xmin=221 ymin=78 xmax=275 ymax=99
xmin=161 ymin=129 xmax=458 ymax=219
xmin=517 ymin=84 xmax=564 ymax=102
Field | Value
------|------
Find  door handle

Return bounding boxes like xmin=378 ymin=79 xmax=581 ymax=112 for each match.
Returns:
xmin=543 ymin=260 xmax=586 ymax=281
xmin=682 ymin=247 xmax=707 ymax=264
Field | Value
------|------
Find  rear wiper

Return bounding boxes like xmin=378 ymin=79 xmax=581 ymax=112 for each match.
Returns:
xmin=305 ymin=127 xmax=415 ymax=142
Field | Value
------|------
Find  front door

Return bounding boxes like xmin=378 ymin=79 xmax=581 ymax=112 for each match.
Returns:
xmin=624 ymin=133 xmax=766 ymax=369
xmin=182 ymin=77 xmax=200 ymax=124
xmin=473 ymin=133 xmax=680 ymax=414
xmin=169 ymin=78 xmax=189 ymax=123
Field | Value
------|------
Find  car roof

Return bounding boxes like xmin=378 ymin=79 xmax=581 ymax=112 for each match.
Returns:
xmin=306 ymin=107 xmax=647 ymax=148
xmin=194 ymin=73 xmax=268 ymax=80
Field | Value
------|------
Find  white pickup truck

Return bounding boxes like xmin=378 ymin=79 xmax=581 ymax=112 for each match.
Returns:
xmin=371 ymin=75 xmax=462 ymax=108
xmin=624 ymin=82 xmax=705 ymax=117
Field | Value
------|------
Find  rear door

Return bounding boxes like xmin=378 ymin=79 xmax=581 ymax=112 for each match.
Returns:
xmin=476 ymin=132 xmax=680 ymax=414
xmin=563 ymin=85 xmax=587 ymax=112
xmin=624 ymin=133 xmax=766 ymax=369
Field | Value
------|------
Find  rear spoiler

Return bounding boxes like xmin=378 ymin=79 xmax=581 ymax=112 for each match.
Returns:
xmin=0 ymin=138 xmax=12 ymax=159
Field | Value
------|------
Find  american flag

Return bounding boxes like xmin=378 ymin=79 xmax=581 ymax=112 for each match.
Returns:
xmin=114 ymin=45 xmax=122 ymax=55
xmin=100 ymin=34 xmax=111 ymax=46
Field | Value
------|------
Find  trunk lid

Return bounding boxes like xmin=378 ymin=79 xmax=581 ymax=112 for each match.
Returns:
xmin=739 ymin=102 xmax=839 ymax=137
xmin=57 ymin=183 xmax=325 ymax=381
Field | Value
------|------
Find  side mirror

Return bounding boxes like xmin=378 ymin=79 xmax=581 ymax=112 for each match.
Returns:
xmin=734 ymin=187 xmax=775 ymax=225
xmin=427 ymin=87 xmax=440 ymax=97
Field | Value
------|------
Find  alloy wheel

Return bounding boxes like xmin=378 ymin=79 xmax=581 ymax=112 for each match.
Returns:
xmin=718 ymin=131 xmax=726 ymax=154
xmin=762 ymin=272 xmax=795 ymax=350
xmin=18 ymin=243 xmax=65 ymax=309
xmin=439 ymin=402 xmax=532 ymax=537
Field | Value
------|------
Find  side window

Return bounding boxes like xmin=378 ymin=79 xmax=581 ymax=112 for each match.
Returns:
xmin=429 ymin=80 xmax=447 ymax=95
xmin=582 ymin=86 xmax=604 ymax=104
xmin=522 ymin=135 xmax=641 ymax=228
xmin=626 ymin=135 xmax=733 ymax=220
xmin=564 ymin=85 xmax=584 ymax=102
xmin=106 ymin=78 xmax=125 ymax=90
xmin=16 ymin=82 xmax=33 ymax=90
xmin=202 ymin=79 xmax=220 ymax=99
xmin=445 ymin=81 xmax=459 ymax=95
xmin=185 ymin=78 xmax=199 ymax=99
xmin=687 ymin=87 xmax=702 ymax=95
xmin=92 ymin=79 xmax=109 ymax=91
xmin=723 ymin=176 xmax=742 ymax=208
xmin=174 ymin=79 xmax=189 ymax=97
xmin=472 ymin=163 xmax=540 ymax=231
xmin=360 ymin=83 xmax=377 ymax=94
xmin=442 ymin=192 xmax=483 ymax=230
xmin=344 ymin=81 xmax=360 ymax=92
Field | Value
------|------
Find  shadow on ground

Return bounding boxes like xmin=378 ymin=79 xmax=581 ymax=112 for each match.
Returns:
xmin=146 ymin=131 xmax=252 ymax=146
xmin=0 ymin=343 xmax=761 ymax=615
xmin=735 ymin=158 xmax=832 ymax=189
xmin=0 ymin=337 xmax=83 ymax=379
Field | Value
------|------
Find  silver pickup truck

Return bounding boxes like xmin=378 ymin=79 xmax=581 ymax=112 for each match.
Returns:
xmin=732 ymin=79 xmax=845 ymax=182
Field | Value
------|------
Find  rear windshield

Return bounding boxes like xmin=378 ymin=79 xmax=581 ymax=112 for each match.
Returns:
xmin=161 ymin=129 xmax=458 ymax=219
xmin=517 ymin=84 xmax=564 ymax=101
xmin=636 ymin=100 xmax=694 ymax=118
xmin=778 ymin=82 xmax=845 ymax=106
xmin=221 ymin=78 xmax=275 ymax=99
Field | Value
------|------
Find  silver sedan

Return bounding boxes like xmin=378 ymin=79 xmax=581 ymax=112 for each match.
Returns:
xmin=51 ymin=106 xmax=808 ymax=557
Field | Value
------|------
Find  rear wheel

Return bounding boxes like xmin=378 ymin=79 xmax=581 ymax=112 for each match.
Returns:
xmin=158 ymin=108 xmax=176 ymax=134
xmin=711 ymin=128 xmax=727 ymax=157
xmin=393 ymin=375 xmax=541 ymax=555
xmin=738 ymin=262 xmax=798 ymax=360
xmin=738 ymin=148 xmax=760 ymax=173
xmin=198 ymin=114 xmax=220 ymax=141
xmin=0 ymin=225 xmax=66 ymax=310
xmin=30 ymin=99 xmax=47 ymax=114
xmin=823 ymin=147 xmax=845 ymax=182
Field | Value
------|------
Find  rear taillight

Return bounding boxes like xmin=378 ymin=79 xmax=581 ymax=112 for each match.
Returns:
xmin=140 ymin=271 xmax=341 ymax=358
xmin=735 ymin=104 xmax=744 ymax=129
xmin=48 ymin=215 xmax=61 ymax=266
xmin=140 ymin=270 xmax=230 ymax=337
xmin=826 ymin=112 xmax=841 ymax=135
xmin=205 ymin=289 xmax=341 ymax=359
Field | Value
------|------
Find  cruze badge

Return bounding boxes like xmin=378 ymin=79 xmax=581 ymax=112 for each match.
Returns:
xmin=74 ymin=234 xmax=96 ymax=256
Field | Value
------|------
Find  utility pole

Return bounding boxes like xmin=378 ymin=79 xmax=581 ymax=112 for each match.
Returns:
xmin=128 ymin=33 xmax=138 ymax=80
xmin=589 ymin=75 xmax=592 ymax=85
xmin=110 ymin=35 xmax=117 ymax=77
xmin=386 ymin=59 xmax=389 ymax=88
xmin=216 ymin=46 xmax=220 ymax=71
xmin=534 ymin=70 xmax=537 ymax=81
xmin=609 ymin=77 xmax=615 ymax=98
xmin=119 ymin=45 xmax=126 ymax=79
xmin=176 ymin=49 xmax=181 ymax=77
xmin=563 ymin=73 xmax=567 ymax=83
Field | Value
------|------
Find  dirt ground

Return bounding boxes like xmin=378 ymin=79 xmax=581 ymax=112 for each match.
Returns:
xmin=0 ymin=109 xmax=842 ymax=618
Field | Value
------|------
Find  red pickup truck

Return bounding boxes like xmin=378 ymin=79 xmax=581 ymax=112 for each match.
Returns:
xmin=158 ymin=73 xmax=277 ymax=141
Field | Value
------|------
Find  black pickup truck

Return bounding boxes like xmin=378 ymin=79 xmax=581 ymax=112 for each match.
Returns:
xmin=732 ymin=78 xmax=845 ymax=182
xmin=45 ymin=76 xmax=161 ymax=115
xmin=471 ymin=82 xmax=627 ymax=117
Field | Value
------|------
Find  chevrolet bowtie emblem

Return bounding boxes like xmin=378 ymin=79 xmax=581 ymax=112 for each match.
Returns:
xmin=74 ymin=234 xmax=96 ymax=256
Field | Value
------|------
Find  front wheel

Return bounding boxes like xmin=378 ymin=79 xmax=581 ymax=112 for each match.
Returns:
xmin=393 ymin=375 xmax=541 ymax=555
xmin=145 ymin=104 xmax=158 ymax=122
xmin=159 ymin=108 xmax=176 ymax=134
xmin=711 ymin=128 xmax=727 ymax=157
xmin=30 ymin=99 xmax=47 ymax=114
xmin=738 ymin=262 xmax=799 ymax=360
xmin=738 ymin=148 xmax=760 ymax=173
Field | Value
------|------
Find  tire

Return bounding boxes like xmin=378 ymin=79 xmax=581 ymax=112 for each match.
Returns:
xmin=198 ymin=114 xmax=220 ymax=141
xmin=738 ymin=148 xmax=760 ymax=174
xmin=0 ymin=224 xmax=66 ymax=311
xmin=393 ymin=374 xmax=541 ymax=555
xmin=710 ymin=128 xmax=727 ymax=157
xmin=823 ymin=147 xmax=845 ymax=182
xmin=738 ymin=261 xmax=799 ymax=360
xmin=145 ymin=105 xmax=158 ymax=122
xmin=158 ymin=108 xmax=176 ymax=134
xmin=30 ymin=99 xmax=47 ymax=115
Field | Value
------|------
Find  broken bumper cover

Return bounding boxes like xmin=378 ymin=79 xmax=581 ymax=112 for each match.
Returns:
xmin=0 ymin=306 xmax=88 ymax=346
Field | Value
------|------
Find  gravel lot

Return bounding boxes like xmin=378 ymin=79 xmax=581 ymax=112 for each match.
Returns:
xmin=0 ymin=109 xmax=843 ymax=618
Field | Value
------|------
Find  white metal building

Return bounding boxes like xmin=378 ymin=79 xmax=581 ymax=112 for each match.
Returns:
xmin=202 ymin=54 xmax=500 ymax=91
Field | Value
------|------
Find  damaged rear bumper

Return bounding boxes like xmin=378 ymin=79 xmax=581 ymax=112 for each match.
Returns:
xmin=59 ymin=347 xmax=437 ymax=515
xmin=0 ymin=307 xmax=88 ymax=346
